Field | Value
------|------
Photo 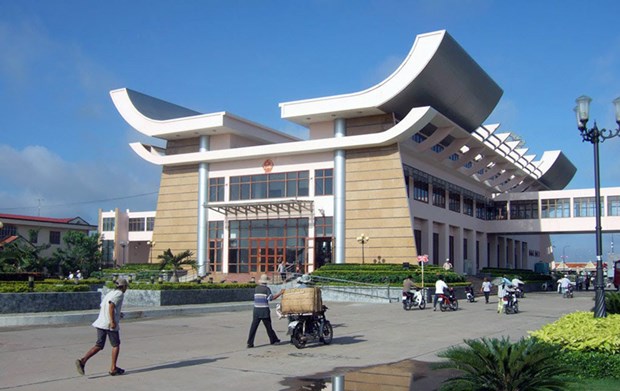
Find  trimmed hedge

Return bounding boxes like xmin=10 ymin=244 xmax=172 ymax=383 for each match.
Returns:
xmin=103 ymin=281 xmax=256 ymax=290
xmin=480 ymin=267 xmax=552 ymax=283
xmin=312 ymin=263 xmax=465 ymax=286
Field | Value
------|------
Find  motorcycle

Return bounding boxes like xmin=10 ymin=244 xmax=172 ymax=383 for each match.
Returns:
xmin=288 ymin=305 xmax=333 ymax=349
xmin=438 ymin=288 xmax=459 ymax=311
xmin=465 ymin=286 xmax=476 ymax=303
xmin=563 ymin=284 xmax=574 ymax=298
xmin=514 ymin=285 xmax=525 ymax=299
xmin=402 ymin=288 xmax=426 ymax=310
xmin=503 ymin=290 xmax=519 ymax=314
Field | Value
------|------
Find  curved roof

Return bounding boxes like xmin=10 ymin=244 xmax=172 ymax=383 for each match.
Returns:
xmin=110 ymin=88 xmax=299 ymax=144
xmin=279 ymin=30 xmax=503 ymax=133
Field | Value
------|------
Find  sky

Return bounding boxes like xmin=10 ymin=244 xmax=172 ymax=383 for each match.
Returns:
xmin=1 ymin=0 xmax=619 ymax=261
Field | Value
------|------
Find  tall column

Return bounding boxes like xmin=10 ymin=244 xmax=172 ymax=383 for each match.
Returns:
xmin=455 ymin=227 xmax=464 ymax=273
xmin=334 ymin=118 xmax=346 ymax=264
xmin=197 ymin=135 xmax=210 ymax=276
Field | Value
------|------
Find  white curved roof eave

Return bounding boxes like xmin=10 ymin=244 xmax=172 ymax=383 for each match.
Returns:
xmin=130 ymin=106 xmax=438 ymax=166
xmin=110 ymin=88 xmax=299 ymax=143
xmin=279 ymin=30 xmax=445 ymax=124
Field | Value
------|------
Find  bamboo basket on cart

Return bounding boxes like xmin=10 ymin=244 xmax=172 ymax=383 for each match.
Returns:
xmin=280 ymin=287 xmax=323 ymax=315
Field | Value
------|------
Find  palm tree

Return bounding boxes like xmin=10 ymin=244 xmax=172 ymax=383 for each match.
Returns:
xmin=434 ymin=337 xmax=572 ymax=391
xmin=157 ymin=249 xmax=196 ymax=282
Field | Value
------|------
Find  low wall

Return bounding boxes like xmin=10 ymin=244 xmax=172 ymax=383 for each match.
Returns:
xmin=1 ymin=288 xmax=256 ymax=314
xmin=116 ymin=288 xmax=255 ymax=307
xmin=0 ymin=292 xmax=101 ymax=314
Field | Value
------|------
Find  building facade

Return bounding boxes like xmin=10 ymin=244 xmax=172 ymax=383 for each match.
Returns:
xmin=0 ymin=213 xmax=96 ymax=258
xmin=110 ymin=30 xmax=583 ymax=279
xmin=98 ymin=208 xmax=155 ymax=266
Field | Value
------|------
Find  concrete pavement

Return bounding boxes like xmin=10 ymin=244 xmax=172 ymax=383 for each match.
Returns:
xmin=0 ymin=290 xmax=595 ymax=390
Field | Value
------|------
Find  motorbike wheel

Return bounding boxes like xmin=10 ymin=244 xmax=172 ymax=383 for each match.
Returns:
xmin=440 ymin=301 xmax=448 ymax=312
xmin=451 ymin=299 xmax=459 ymax=311
xmin=418 ymin=298 xmax=426 ymax=310
xmin=291 ymin=323 xmax=307 ymax=349
xmin=513 ymin=302 xmax=519 ymax=313
xmin=320 ymin=321 xmax=333 ymax=345
xmin=403 ymin=299 xmax=412 ymax=311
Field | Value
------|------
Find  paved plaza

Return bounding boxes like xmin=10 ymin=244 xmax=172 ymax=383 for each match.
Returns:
xmin=0 ymin=290 xmax=595 ymax=390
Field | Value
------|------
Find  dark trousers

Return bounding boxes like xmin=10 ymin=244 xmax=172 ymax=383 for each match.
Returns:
xmin=247 ymin=315 xmax=279 ymax=345
xmin=484 ymin=291 xmax=490 ymax=303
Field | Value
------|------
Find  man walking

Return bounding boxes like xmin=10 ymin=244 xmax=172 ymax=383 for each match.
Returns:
xmin=75 ymin=278 xmax=128 ymax=376
xmin=247 ymin=274 xmax=284 ymax=348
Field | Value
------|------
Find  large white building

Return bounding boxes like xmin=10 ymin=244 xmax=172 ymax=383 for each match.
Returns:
xmin=106 ymin=30 xmax=620 ymax=280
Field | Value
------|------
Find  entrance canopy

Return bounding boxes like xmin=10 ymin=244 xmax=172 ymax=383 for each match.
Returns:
xmin=208 ymin=199 xmax=314 ymax=217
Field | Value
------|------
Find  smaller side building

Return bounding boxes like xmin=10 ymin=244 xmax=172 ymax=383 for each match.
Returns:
xmin=98 ymin=208 xmax=155 ymax=267
xmin=0 ymin=213 xmax=97 ymax=258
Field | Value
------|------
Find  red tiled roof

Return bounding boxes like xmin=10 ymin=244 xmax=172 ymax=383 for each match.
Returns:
xmin=0 ymin=213 xmax=90 ymax=225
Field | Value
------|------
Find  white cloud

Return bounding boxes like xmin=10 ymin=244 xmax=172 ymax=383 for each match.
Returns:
xmin=0 ymin=144 xmax=159 ymax=224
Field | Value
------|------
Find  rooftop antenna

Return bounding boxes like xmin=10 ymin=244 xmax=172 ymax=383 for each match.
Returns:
xmin=37 ymin=198 xmax=44 ymax=216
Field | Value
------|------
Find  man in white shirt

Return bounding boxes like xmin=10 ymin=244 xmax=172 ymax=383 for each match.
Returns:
xmin=558 ymin=275 xmax=571 ymax=294
xmin=433 ymin=275 xmax=449 ymax=311
xmin=76 ymin=278 xmax=128 ymax=376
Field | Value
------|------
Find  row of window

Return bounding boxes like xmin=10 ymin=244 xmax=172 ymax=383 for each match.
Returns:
xmin=511 ymin=196 xmax=620 ymax=220
xmin=102 ymin=217 xmax=155 ymax=232
xmin=209 ymin=169 xmax=334 ymax=202
xmin=0 ymin=224 xmax=62 ymax=245
xmin=404 ymin=165 xmax=493 ymax=220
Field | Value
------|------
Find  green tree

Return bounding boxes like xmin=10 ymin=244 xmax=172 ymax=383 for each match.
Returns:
xmin=158 ymin=249 xmax=196 ymax=282
xmin=0 ymin=238 xmax=51 ymax=273
xmin=51 ymin=231 xmax=102 ymax=277
xmin=434 ymin=337 xmax=572 ymax=391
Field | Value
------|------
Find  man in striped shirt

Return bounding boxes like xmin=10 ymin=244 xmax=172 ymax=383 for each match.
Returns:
xmin=247 ymin=274 xmax=285 ymax=348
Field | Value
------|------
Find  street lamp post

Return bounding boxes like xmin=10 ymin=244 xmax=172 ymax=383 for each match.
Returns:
xmin=147 ymin=240 xmax=156 ymax=263
xmin=562 ymin=245 xmax=570 ymax=263
xmin=120 ymin=241 xmax=127 ymax=266
xmin=356 ymin=233 xmax=369 ymax=264
xmin=574 ymin=95 xmax=620 ymax=318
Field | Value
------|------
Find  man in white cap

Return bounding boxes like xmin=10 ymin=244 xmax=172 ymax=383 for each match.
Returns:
xmin=76 ymin=278 xmax=129 ymax=376
xmin=247 ymin=274 xmax=284 ymax=348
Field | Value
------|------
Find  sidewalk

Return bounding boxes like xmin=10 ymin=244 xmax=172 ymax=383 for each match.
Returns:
xmin=0 ymin=291 xmax=595 ymax=390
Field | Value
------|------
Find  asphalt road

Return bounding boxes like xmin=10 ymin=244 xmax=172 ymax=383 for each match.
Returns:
xmin=0 ymin=290 xmax=595 ymax=390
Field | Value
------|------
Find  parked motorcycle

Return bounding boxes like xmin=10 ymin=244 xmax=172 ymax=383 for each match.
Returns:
xmin=465 ymin=286 xmax=476 ymax=303
xmin=438 ymin=288 xmax=459 ymax=311
xmin=402 ymin=288 xmax=427 ymax=310
xmin=288 ymin=305 xmax=333 ymax=349
xmin=503 ymin=290 xmax=519 ymax=314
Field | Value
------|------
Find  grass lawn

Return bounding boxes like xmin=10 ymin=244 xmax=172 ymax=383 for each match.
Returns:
xmin=568 ymin=378 xmax=620 ymax=390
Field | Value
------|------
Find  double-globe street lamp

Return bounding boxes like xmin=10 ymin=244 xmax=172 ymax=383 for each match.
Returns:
xmin=574 ymin=95 xmax=620 ymax=318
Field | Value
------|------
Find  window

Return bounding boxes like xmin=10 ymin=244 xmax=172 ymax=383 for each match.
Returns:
xmin=574 ymin=197 xmax=601 ymax=217
xmin=432 ymin=182 xmax=446 ymax=208
xmin=608 ymin=196 xmax=620 ymax=216
xmin=230 ymin=171 xmax=309 ymax=201
xmin=29 ymin=230 xmax=39 ymax=244
xmin=102 ymin=217 xmax=115 ymax=231
xmin=128 ymin=218 xmax=145 ymax=232
xmin=510 ymin=200 xmax=539 ymax=220
xmin=541 ymin=198 xmax=571 ymax=218
xmin=315 ymin=216 xmax=333 ymax=237
xmin=0 ymin=224 xmax=17 ymax=239
xmin=50 ymin=231 xmax=61 ymax=245
xmin=228 ymin=218 xmax=308 ymax=273
xmin=463 ymin=197 xmax=474 ymax=216
xmin=314 ymin=169 xmax=333 ymax=196
xmin=209 ymin=177 xmax=225 ymax=202
xmin=475 ymin=200 xmax=486 ymax=220
xmin=146 ymin=217 xmax=155 ymax=231
xmin=413 ymin=171 xmax=429 ymax=203
xmin=448 ymin=191 xmax=461 ymax=212
xmin=208 ymin=221 xmax=224 ymax=272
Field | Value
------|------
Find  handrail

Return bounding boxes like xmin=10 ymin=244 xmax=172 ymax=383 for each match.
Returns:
xmin=277 ymin=273 xmax=397 ymax=303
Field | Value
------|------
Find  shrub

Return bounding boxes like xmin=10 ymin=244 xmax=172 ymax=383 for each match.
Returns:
xmin=529 ymin=311 xmax=620 ymax=354
xmin=434 ymin=337 xmax=572 ymax=390
xmin=605 ymin=291 xmax=620 ymax=314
